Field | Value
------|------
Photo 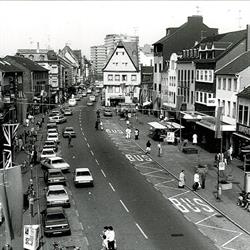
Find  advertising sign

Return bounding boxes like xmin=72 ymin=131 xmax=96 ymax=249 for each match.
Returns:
xmin=219 ymin=162 xmax=225 ymax=171
xmin=23 ymin=225 xmax=40 ymax=250
xmin=166 ymin=132 xmax=175 ymax=143
xmin=207 ymin=98 xmax=217 ymax=107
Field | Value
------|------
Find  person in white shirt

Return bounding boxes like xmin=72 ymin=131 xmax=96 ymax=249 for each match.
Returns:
xmin=107 ymin=226 xmax=116 ymax=250
xmin=192 ymin=133 xmax=198 ymax=145
xmin=193 ymin=171 xmax=200 ymax=191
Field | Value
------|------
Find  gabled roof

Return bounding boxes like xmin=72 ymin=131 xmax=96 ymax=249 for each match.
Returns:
xmin=4 ymin=56 xmax=48 ymax=71
xmin=0 ymin=58 xmax=23 ymax=72
xmin=103 ymin=41 xmax=139 ymax=71
xmin=216 ymin=51 xmax=250 ymax=75
xmin=237 ymin=86 xmax=250 ymax=99
xmin=73 ymin=50 xmax=82 ymax=60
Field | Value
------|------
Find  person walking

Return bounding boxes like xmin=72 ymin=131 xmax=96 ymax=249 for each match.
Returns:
xmin=100 ymin=121 xmax=103 ymax=131
xmin=145 ymin=140 xmax=151 ymax=154
xmin=192 ymin=133 xmax=198 ymax=145
xmin=193 ymin=171 xmax=200 ymax=191
xmin=95 ymin=120 xmax=99 ymax=130
xmin=200 ymin=172 xmax=206 ymax=189
xmin=178 ymin=170 xmax=185 ymax=188
xmin=68 ymin=134 xmax=72 ymax=147
xmin=228 ymin=145 xmax=233 ymax=162
xmin=107 ymin=226 xmax=116 ymax=250
xmin=134 ymin=128 xmax=139 ymax=140
xmin=125 ymin=127 xmax=130 ymax=139
xmin=193 ymin=133 xmax=198 ymax=145
xmin=157 ymin=142 xmax=162 ymax=157
xmin=127 ymin=127 xmax=131 ymax=139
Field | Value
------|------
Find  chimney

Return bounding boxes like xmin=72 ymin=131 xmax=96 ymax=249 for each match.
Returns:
xmin=247 ymin=24 xmax=250 ymax=51
xmin=36 ymin=42 xmax=40 ymax=53
xmin=188 ymin=15 xmax=203 ymax=24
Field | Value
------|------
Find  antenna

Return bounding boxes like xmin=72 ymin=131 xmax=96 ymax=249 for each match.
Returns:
xmin=196 ymin=5 xmax=200 ymax=15
xmin=238 ymin=9 xmax=242 ymax=29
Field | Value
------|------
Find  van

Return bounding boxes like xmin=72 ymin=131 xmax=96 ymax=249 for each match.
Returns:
xmin=68 ymin=98 xmax=76 ymax=107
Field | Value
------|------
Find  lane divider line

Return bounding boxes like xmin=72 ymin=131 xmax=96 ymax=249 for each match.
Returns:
xmin=80 ymin=222 xmax=84 ymax=231
xmin=109 ymin=182 xmax=115 ymax=192
xmin=87 ymin=143 xmax=90 ymax=148
xmin=90 ymin=150 xmax=94 ymax=156
xmin=101 ymin=169 xmax=106 ymax=177
xmin=95 ymin=159 xmax=99 ymax=165
xmin=120 ymin=200 xmax=129 ymax=213
xmin=169 ymin=190 xmax=190 ymax=199
xmin=84 ymin=137 xmax=87 ymax=141
xmin=135 ymin=223 xmax=148 ymax=239
xmin=76 ymin=210 xmax=79 ymax=217
xmin=221 ymin=232 xmax=243 ymax=249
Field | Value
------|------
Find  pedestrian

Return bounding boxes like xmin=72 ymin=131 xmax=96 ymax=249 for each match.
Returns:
xmin=18 ymin=137 xmax=23 ymax=151
xmin=193 ymin=171 xmax=200 ymax=191
xmin=134 ymin=128 xmax=139 ymax=140
xmin=157 ymin=142 xmax=162 ymax=157
xmin=127 ymin=127 xmax=131 ymax=139
xmin=107 ymin=226 xmax=116 ymax=250
xmin=145 ymin=140 xmax=151 ymax=154
xmin=228 ymin=145 xmax=233 ymax=162
xmin=192 ymin=133 xmax=198 ymax=145
xmin=33 ymin=148 xmax=38 ymax=165
xmin=68 ymin=134 xmax=72 ymax=147
xmin=200 ymin=172 xmax=206 ymax=189
xmin=125 ymin=127 xmax=130 ymax=139
xmin=178 ymin=170 xmax=185 ymax=188
xmin=126 ymin=119 xmax=130 ymax=126
xmin=25 ymin=118 xmax=29 ymax=127
xmin=100 ymin=121 xmax=103 ymax=130
xmin=95 ymin=120 xmax=99 ymax=130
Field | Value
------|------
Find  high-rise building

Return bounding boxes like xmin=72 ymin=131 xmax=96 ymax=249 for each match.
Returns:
xmin=90 ymin=45 xmax=107 ymax=80
xmin=105 ymin=34 xmax=139 ymax=57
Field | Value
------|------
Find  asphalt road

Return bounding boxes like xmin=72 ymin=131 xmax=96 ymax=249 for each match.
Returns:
xmin=60 ymin=96 xmax=217 ymax=250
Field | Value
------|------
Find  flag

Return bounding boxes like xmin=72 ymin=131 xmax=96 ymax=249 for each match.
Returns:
xmin=0 ymin=165 xmax=23 ymax=239
xmin=215 ymin=106 xmax=222 ymax=139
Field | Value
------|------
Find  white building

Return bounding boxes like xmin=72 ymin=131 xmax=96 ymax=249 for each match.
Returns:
xmin=103 ymin=41 xmax=140 ymax=106
xmin=90 ymin=45 xmax=107 ymax=79
xmin=105 ymin=34 xmax=139 ymax=58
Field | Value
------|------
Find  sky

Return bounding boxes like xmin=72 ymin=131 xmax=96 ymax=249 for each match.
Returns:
xmin=0 ymin=1 xmax=250 ymax=59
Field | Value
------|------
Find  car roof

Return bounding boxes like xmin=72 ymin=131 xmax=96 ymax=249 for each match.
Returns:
xmin=48 ymin=185 xmax=65 ymax=190
xmin=48 ymin=169 xmax=62 ymax=173
xmin=46 ymin=206 xmax=64 ymax=214
xmin=49 ymin=156 xmax=63 ymax=160
xmin=75 ymin=168 xmax=90 ymax=172
xmin=65 ymin=127 xmax=73 ymax=129
xmin=42 ymin=148 xmax=54 ymax=152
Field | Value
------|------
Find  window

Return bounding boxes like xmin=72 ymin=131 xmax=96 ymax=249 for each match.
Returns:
xmin=191 ymin=91 xmax=194 ymax=104
xmin=223 ymin=78 xmax=226 ymax=90
xmin=222 ymin=100 xmax=225 ymax=115
xmin=244 ymin=106 xmax=248 ymax=125
xmin=108 ymin=74 xmax=113 ymax=81
xmin=204 ymin=93 xmax=207 ymax=103
xmin=233 ymin=78 xmax=237 ymax=91
xmin=122 ymin=75 xmax=127 ymax=81
xmin=39 ymin=55 xmax=45 ymax=61
xmin=191 ymin=70 xmax=194 ymax=82
xmin=218 ymin=99 xmax=220 ymax=107
xmin=115 ymin=75 xmax=120 ymax=81
xmin=159 ymin=84 xmax=161 ymax=93
xmin=154 ymin=64 xmax=157 ymax=73
xmin=218 ymin=78 xmax=221 ymax=89
xmin=232 ymin=102 xmax=236 ymax=119
xmin=154 ymin=83 xmax=157 ymax=91
xmin=196 ymin=70 xmax=199 ymax=80
xmin=131 ymin=75 xmax=137 ymax=81
xmin=196 ymin=92 xmax=199 ymax=102
xmin=122 ymin=52 xmax=124 ymax=55
xmin=239 ymin=105 xmax=243 ymax=123
xmin=208 ymin=70 xmax=213 ymax=82
xmin=228 ymin=78 xmax=231 ymax=91
xmin=116 ymin=52 xmax=118 ymax=55
xmin=204 ymin=70 xmax=208 ymax=81
xmin=159 ymin=63 xmax=162 ymax=72
xmin=200 ymin=70 xmax=203 ymax=81
xmin=115 ymin=87 xmax=120 ymax=93
xmin=227 ymin=101 xmax=230 ymax=116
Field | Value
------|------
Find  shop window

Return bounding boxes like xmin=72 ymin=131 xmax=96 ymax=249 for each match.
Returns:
xmin=227 ymin=101 xmax=231 ymax=117
xmin=218 ymin=77 xmax=221 ymax=89
xmin=239 ymin=105 xmax=243 ymax=123
xmin=244 ymin=106 xmax=248 ymax=125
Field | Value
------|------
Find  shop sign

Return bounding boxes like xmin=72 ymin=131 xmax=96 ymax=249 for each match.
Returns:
xmin=207 ymin=98 xmax=217 ymax=107
xmin=238 ymin=124 xmax=250 ymax=136
xmin=166 ymin=132 xmax=175 ymax=142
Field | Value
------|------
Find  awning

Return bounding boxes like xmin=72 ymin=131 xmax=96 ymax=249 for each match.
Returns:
xmin=143 ymin=101 xmax=152 ymax=107
xmin=196 ymin=119 xmax=236 ymax=132
xmin=109 ymin=96 xmax=125 ymax=100
xmin=233 ymin=132 xmax=250 ymax=141
xmin=148 ymin=122 xmax=167 ymax=130
xmin=161 ymin=121 xmax=184 ymax=129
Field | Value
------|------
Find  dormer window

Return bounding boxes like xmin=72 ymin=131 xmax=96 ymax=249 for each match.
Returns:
xmin=39 ymin=55 xmax=45 ymax=61
xmin=29 ymin=55 xmax=34 ymax=60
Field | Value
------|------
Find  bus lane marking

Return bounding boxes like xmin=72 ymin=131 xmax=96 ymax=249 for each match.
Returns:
xmin=125 ymin=154 xmax=153 ymax=162
xmin=142 ymin=169 xmax=163 ymax=176
xmin=221 ymin=232 xmax=243 ymax=249
xmin=195 ymin=213 xmax=217 ymax=224
xmin=155 ymin=179 xmax=175 ymax=186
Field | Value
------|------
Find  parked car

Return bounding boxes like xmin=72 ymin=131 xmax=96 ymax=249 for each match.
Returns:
xmin=103 ymin=108 xmax=113 ymax=117
xmin=74 ymin=168 xmax=94 ymax=187
xmin=41 ymin=157 xmax=70 ymax=172
xmin=87 ymin=89 xmax=92 ymax=94
xmin=62 ymin=127 xmax=76 ymax=138
xmin=68 ymin=98 xmax=77 ymax=107
xmin=51 ymin=110 xmax=61 ymax=116
xmin=46 ymin=185 xmax=70 ymax=208
xmin=49 ymin=115 xmax=67 ymax=124
xmin=47 ymin=122 xmax=57 ymax=130
xmin=47 ymin=128 xmax=58 ymax=135
xmin=63 ymin=108 xmax=73 ymax=116
xmin=87 ymin=101 xmax=93 ymax=106
xmin=42 ymin=207 xmax=71 ymax=237
xmin=75 ymin=95 xmax=81 ymax=101
xmin=47 ymin=133 xmax=60 ymax=143
xmin=40 ymin=148 xmax=57 ymax=161
xmin=89 ymin=95 xmax=96 ymax=102
xmin=43 ymin=140 xmax=58 ymax=152
xmin=44 ymin=169 xmax=66 ymax=186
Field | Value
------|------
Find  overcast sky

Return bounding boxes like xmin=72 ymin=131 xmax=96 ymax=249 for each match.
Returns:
xmin=0 ymin=1 xmax=250 ymax=58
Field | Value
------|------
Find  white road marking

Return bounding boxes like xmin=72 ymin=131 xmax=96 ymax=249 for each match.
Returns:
xmin=142 ymin=169 xmax=163 ymax=175
xmin=169 ymin=190 xmax=190 ymax=198
xmin=80 ymin=222 xmax=84 ymax=231
xmin=87 ymin=143 xmax=90 ymax=148
xmin=84 ymin=137 xmax=87 ymax=141
xmin=120 ymin=200 xmax=129 ymax=212
xmin=81 ymin=127 xmax=83 ymax=131
xmin=195 ymin=213 xmax=217 ymax=225
xmin=109 ymin=182 xmax=115 ymax=192
xmin=95 ymin=159 xmax=99 ymax=165
xmin=198 ymin=224 xmax=240 ymax=233
xmin=221 ymin=232 xmax=243 ymax=250
xmin=90 ymin=150 xmax=94 ymax=156
xmin=76 ymin=210 xmax=79 ymax=217
xmin=135 ymin=223 xmax=148 ymax=239
xmin=154 ymin=179 xmax=175 ymax=186
xmin=101 ymin=169 xmax=106 ymax=177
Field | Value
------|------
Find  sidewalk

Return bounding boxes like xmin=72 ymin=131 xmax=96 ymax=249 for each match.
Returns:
xmin=113 ymin=110 xmax=250 ymax=235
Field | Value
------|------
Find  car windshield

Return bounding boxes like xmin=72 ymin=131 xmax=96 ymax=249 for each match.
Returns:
xmin=47 ymin=213 xmax=65 ymax=220
xmin=77 ymin=171 xmax=90 ymax=176
xmin=48 ymin=190 xmax=66 ymax=196
xmin=50 ymin=172 xmax=61 ymax=177
xmin=52 ymin=159 xmax=65 ymax=164
xmin=66 ymin=128 xmax=74 ymax=132
xmin=43 ymin=150 xmax=54 ymax=155
xmin=48 ymin=135 xmax=57 ymax=138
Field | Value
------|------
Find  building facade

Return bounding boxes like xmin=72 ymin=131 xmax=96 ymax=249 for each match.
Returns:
xmin=103 ymin=41 xmax=140 ymax=106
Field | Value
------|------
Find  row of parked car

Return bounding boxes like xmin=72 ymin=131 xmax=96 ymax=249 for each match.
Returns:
xmin=41 ymin=108 xmax=94 ymax=237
